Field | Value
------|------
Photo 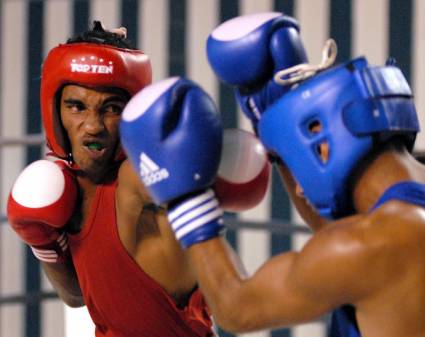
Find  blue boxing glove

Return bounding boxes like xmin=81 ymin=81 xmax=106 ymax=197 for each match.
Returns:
xmin=207 ymin=12 xmax=308 ymax=130
xmin=120 ymin=77 xmax=225 ymax=248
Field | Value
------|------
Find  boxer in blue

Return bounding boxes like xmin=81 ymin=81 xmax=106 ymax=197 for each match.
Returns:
xmin=120 ymin=12 xmax=425 ymax=337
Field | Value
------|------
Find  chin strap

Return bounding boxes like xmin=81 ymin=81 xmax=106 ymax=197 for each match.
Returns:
xmin=274 ymin=38 xmax=338 ymax=86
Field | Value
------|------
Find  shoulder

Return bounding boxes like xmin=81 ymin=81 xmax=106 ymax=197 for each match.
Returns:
xmin=291 ymin=212 xmax=403 ymax=303
xmin=367 ymin=200 xmax=425 ymax=251
xmin=117 ymin=159 xmax=152 ymax=203
xmin=306 ymin=208 xmax=408 ymax=268
xmin=116 ymin=160 xmax=166 ymax=213
xmin=310 ymin=198 xmax=425 ymax=254
xmin=118 ymin=159 xmax=139 ymax=185
xmin=299 ymin=215 xmax=373 ymax=272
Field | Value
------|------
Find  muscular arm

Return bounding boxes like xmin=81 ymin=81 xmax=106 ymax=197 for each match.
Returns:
xmin=189 ymin=238 xmax=326 ymax=332
xmin=116 ymin=160 xmax=154 ymax=254
xmin=41 ymin=259 xmax=84 ymax=307
xmin=189 ymin=219 xmax=388 ymax=332
xmin=116 ymin=160 xmax=199 ymax=301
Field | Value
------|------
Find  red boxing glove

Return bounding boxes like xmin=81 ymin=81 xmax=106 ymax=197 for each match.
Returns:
xmin=7 ymin=160 xmax=78 ymax=263
xmin=214 ymin=129 xmax=271 ymax=212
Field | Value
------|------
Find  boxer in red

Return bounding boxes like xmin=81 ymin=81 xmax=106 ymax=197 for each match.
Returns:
xmin=6 ymin=22 xmax=269 ymax=337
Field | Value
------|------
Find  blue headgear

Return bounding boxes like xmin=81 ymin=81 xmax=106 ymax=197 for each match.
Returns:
xmin=258 ymin=57 xmax=419 ymax=219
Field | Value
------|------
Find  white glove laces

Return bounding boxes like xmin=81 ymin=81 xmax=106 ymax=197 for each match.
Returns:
xmin=274 ymin=38 xmax=338 ymax=86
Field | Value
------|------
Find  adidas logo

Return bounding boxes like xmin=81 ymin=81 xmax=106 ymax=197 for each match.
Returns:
xmin=139 ymin=153 xmax=169 ymax=186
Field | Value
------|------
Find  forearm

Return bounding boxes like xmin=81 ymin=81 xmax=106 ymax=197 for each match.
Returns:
xmin=189 ymin=237 xmax=319 ymax=332
xmin=41 ymin=258 xmax=84 ymax=307
xmin=7 ymin=159 xmax=81 ymax=306
xmin=189 ymin=237 xmax=259 ymax=332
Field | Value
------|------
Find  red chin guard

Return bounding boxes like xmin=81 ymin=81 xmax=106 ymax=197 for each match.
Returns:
xmin=41 ymin=42 xmax=152 ymax=160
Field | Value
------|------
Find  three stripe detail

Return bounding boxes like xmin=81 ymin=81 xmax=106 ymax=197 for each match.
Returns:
xmin=31 ymin=232 xmax=68 ymax=263
xmin=168 ymin=189 xmax=224 ymax=241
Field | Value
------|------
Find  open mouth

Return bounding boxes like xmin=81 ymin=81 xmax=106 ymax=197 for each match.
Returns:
xmin=85 ymin=141 xmax=104 ymax=151
xmin=83 ymin=140 xmax=107 ymax=158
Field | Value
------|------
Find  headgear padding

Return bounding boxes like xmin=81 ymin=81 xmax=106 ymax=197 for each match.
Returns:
xmin=259 ymin=57 xmax=419 ymax=219
xmin=41 ymin=42 xmax=152 ymax=159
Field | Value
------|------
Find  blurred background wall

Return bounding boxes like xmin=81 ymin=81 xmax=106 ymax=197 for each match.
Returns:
xmin=0 ymin=0 xmax=422 ymax=336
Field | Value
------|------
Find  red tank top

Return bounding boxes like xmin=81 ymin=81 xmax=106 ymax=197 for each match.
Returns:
xmin=68 ymin=179 xmax=214 ymax=337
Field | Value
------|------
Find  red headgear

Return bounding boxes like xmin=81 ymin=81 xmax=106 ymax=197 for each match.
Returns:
xmin=41 ymin=42 xmax=152 ymax=160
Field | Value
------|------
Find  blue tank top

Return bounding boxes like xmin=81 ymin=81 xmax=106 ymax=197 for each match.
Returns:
xmin=329 ymin=181 xmax=425 ymax=337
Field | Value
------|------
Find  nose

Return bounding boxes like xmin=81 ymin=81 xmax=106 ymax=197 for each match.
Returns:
xmin=84 ymin=110 xmax=105 ymax=135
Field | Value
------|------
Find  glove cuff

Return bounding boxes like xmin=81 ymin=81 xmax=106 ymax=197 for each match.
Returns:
xmin=30 ymin=232 xmax=70 ymax=263
xmin=168 ymin=189 xmax=224 ymax=248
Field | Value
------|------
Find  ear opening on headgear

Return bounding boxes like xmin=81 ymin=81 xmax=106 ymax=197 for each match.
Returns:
xmin=302 ymin=117 xmax=322 ymax=137
xmin=308 ymin=120 xmax=322 ymax=134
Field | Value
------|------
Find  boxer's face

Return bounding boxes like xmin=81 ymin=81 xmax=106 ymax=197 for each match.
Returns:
xmin=60 ymin=85 xmax=128 ymax=179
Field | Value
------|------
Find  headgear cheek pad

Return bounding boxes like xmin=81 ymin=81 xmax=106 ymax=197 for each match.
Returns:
xmin=41 ymin=42 xmax=152 ymax=159
xmin=258 ymin=57 xmax=419 ymax=219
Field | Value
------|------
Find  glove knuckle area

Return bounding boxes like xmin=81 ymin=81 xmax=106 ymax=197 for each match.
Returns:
xmin=11 ymin=160 xmax=66 ymax=208
xmin=209 ymin=14 xmax=299 ymax=85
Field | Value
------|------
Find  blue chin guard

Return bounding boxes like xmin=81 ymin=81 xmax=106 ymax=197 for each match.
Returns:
xmin=258 ymin=57 xmax=419 ymax=219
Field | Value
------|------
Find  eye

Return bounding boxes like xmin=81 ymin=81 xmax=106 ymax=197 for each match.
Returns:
xmin=64 ymin=100 xmax=85 ymax=113
xmin=102 ymin=102 xmax=125 ymax=116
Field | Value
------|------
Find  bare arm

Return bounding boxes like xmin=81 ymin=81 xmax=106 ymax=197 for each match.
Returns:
xmin=116 ymin=160 xmax=154 ymax=255
xmin=41 ymin=258 xmax=84 ymax=307
xmin=189 ymin=238 xmax=327 ymax=332
xmin=189 ymin=219 xmax=387 ymax=332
